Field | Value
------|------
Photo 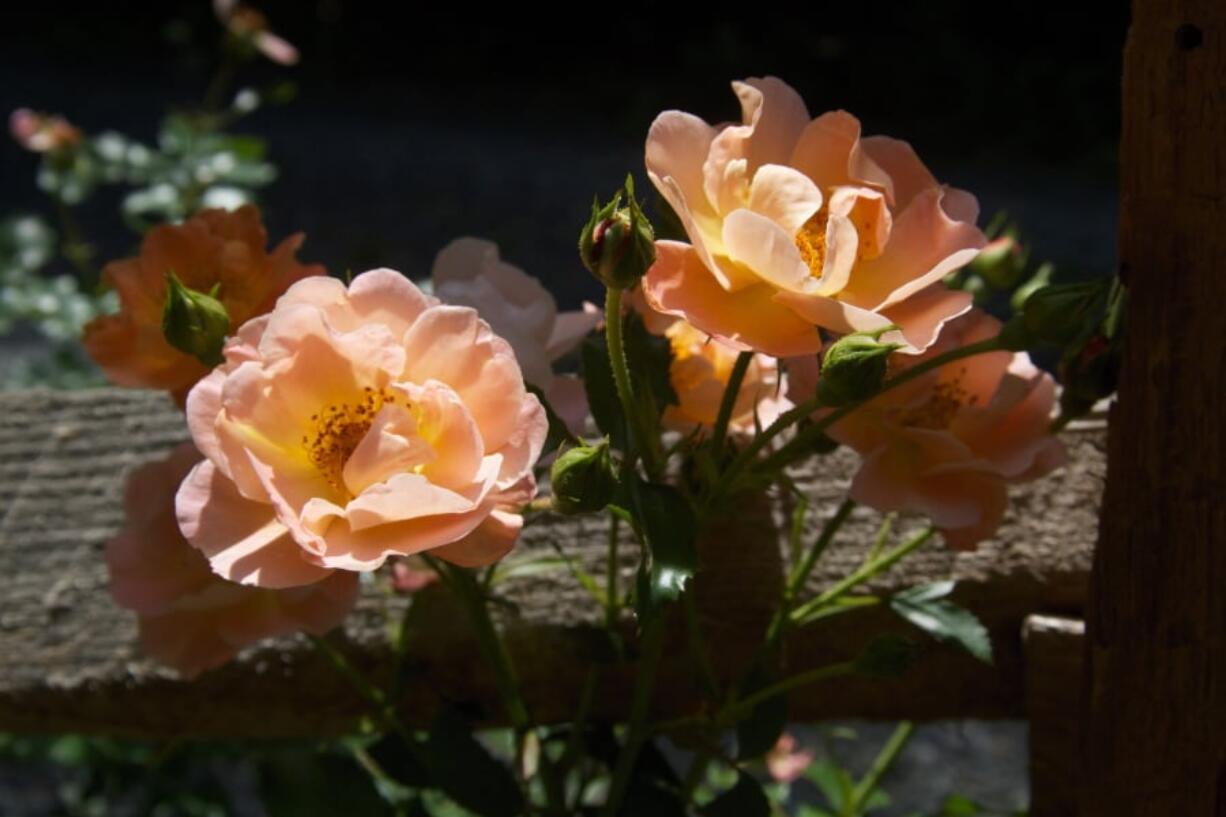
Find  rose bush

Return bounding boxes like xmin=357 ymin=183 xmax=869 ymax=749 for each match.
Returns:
xmin=176 ymin=267 xmax=546 ymax=586
xmin=643 ymin=76 xmax=985 ymax=357
xmin=82 ymin=205 xmax=323 ymax=403
xmin=107 ymin=443 xmax=358 ymax=677
xmin=810 ymin=309 xmax=1067 ymax=549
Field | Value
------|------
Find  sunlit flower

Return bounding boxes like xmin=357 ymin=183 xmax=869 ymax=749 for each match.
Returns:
xmin=822 ymin=309 xmax=1066 ymax=549
xmin=9 ymin=108 xmax=82 ymax=153
xmin=213 ymin=0 xmax=299 ymax=65
xmin=82 ymin=205 xmax=323 ymax=404
xmin=177 ymin=268 xmax=547 ymax=586
xmin=432 ymin=238 xmax=599 ymax=433
xmin=106 ymin=444 xmax=358 ymax=677
xmin=643 ymin=76 xmax=984 ymax=357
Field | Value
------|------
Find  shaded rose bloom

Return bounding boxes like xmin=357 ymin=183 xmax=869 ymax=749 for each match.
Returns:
xmin=822 ymin=310 xmax=1066 ymax=549
xmin=178 ymin=268 xmax=547 ymax=586
xmin=432 ymin=238 xmax=599 ymax=433
xmin=765 ymin=733 xmax=815 ymax=783
xmin=82 ymin=206 xmax=324 ymax=404
xmin=9 ymin=108 xmax=82 ymax=153
xmin=213 ymin=0 xmax=299 ymax=65
xmin=643 ymin=76 xmax=984 ymax=357
xmin=107 ymin=444 xmax=358 ymax=678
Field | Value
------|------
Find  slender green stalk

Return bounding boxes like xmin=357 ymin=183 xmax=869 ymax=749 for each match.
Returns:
xmin=721 ymin=661 xmax=857 ymax=724
xmin=710 ymin=337 xmax=1003 ymax=505
xmin=709 ymin=350 xmax=753 ymax=464
xmin=790 ymin=527 xmax=935 ymax=624
xmin=604 ymin=287 xmax=663 ymax=476
xmin=601 ymin=616 xmax=666 ymax=817
xmin=765 ymin=498 xmax=857 ymax=647
xmin=605 ymin=512 xmax=621 ymax=632
xmin=426 ymin=556 xmax=531 ymax=730
xmin=845 ymin=721 xmax=915 ymax=816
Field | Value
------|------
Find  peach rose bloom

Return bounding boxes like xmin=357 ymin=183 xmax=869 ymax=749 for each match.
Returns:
xmin=82 ymin=206 xmax=323 ymax=404
xmin=107 ymin=444 xmax=358 ymax=678
xmin=177 ymin=268 xmax=547 ymax=586
xmin=643 ymin=76 xmax=985 ymax=357
xmin=822 ymin=310 xmax=1066 ymax=549
xmin=432 ymin=238 xmax=599 ymax=433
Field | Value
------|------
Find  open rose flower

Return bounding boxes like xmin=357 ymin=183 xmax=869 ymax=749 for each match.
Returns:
xmin=177 ymin=268 xmax=546 ymax=586
xmin=107 ymin=443 xmax=358 ymax=677
xmin=432 ymin=238 xmax=599 ymax=433
xmin=819 ymin=309 xmax=1066 ymax=549
xmin=626 ymin=289 xmax=786 ymax=435
xmin=83 ymin=205 xmax=324 ymax=404
xmin=643 ymin=76 xmax=985 ymax=357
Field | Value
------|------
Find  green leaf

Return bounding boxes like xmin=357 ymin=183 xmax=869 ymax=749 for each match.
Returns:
xmin=622 ymin=310 xmax=677 ymax=417
xmin=366 ymin=733 xmax=432 ymax=788
xmin=939 ymin=793 xmax=984 ymax=816
xmin=890 ymin=582 xmax=993 ymax=663
xmin=629 ymin=478 xmax=697 ymax=608
xmin=700 ymin=771 xmax=770 ymax=817
xmin=580 ymin=333 xmax=627 ymax=451
xmin=806 ymin=760 xmax=854 ymax=813
xmin=425 ymin=708 xmax=523 ymax=817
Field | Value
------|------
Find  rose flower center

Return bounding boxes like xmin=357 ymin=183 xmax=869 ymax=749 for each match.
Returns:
xmin=303 ymin=386 xmax=399 ymax=494
xmin=794 ymin=210 xmax=830 ymax=278
xmin=890 ymin=373 xmax=978 ymax=430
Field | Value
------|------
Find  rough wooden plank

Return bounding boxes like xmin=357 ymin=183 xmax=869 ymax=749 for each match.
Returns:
xmin=1024 ymin=615 xmax=1085 ymax=817
xmin=1082 ymin=2 xmax=1226 ymax=814
xmin=0 ymin=389 xmax=1104 ymax=738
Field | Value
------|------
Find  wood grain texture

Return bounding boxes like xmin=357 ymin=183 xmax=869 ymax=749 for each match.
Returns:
xmin=0 ymin=389 xmax=1103 ymax=738
xmin=1025 ymin=615 xmax=1086 ymax=817
xmin=1082 ymin=3 xmax=1226 ymax=814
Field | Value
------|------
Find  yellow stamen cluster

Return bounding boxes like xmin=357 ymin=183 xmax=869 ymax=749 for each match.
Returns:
xmin=794 ymin=210 xmax=830 ymax=278
xmin=302 ymin=386 xmax=399 ymax=495
xmin=891 ymin=372 xmax=978 ymax=430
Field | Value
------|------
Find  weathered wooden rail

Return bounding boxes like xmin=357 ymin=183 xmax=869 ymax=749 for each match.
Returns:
xmin=0 ymin=389 xmax=1102 ymax=757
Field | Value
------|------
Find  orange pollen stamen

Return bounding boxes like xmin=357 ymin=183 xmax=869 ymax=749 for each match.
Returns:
xmin=794 ymin=210 xmax=830 ymax=278
xmin=890 ymin=371 xmax=978 ymax=430
xmin=302 ymin=386 xmax=400 ymax=494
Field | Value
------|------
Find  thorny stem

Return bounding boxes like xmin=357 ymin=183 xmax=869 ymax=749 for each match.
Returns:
xmin=709 ymin=350 xmax=753 ymax=465
xmin=604 ymin=287 xmax=664 ymax=478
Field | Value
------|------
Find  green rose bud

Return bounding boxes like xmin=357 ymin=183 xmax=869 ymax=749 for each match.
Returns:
xmin=968 ymin=235 xmax=1026 ymax=290
xmin=816 ymin=328 xmax=903 ymax=407
xmin=162 ymin=272 xmax=230 ymax=367
xmin=1017 ymin=279 xmax=1108 ymax=347
xmin=579 ymin=175 xmax=656 ymax=291
xmin=550 ymin=440 xmax=617 ymax=515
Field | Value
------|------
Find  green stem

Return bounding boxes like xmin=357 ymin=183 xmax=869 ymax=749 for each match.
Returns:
xmin=765 ymin=498 xmax=856 ymax=647
xmin=711 ymin=337 xmax=1003 ymax=505
xmin=601 ymin=616 xmax=666 ymax=817
xmin=606 ymin=512 xmax=621 ymax=632
xmin=721 ymin=661 xmax=856 ymax=724
xmin=427 ymin=556 xmax=531 ymax=730
xmin=846 ymin=721 xmax=915 ymax=816
xmin=604 ymin=287 xmax=663 ymax=477
xmin=790 ymin=527 xmax=935 ymax=624
xmin=709 ymin=350 xmax=753 ymax=463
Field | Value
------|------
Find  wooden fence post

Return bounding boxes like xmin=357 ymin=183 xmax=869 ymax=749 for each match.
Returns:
xmin=1082 ymin=2 xmax=1226 ymax=814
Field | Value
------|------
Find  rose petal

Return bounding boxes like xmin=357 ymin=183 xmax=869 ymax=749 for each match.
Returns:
xmin=431 ymin=509 xmax=523 ymax=567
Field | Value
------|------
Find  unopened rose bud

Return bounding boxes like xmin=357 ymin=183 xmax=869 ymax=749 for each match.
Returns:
xmin=1018 ymin=279 xmax=1108 ymax=347
xmin=579 ymin=176 xmax=656 ymax=291
xmin=968 ymin=235 xmax=1026 ymax=290
xmin=162 ymin=272 xmax=230 ymax=367
xmin=1058 ymin=332 xmax=1120 ymax=420
xmin=816 ymin=328 xmax=903 ymax=407
xmin=550 ymin=440 xmax=616 ymax=515
xmin=9 ymin=108 xmax=82 ymax=153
